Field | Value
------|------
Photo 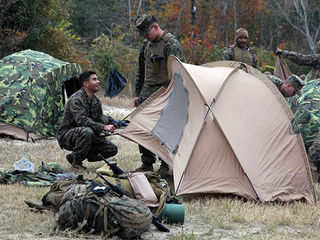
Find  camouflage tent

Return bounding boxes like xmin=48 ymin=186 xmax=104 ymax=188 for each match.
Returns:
xmin=288 ymin=75 xmax=320 ymax=149
xmin=0 ymin=49 xmax=82 ymax=141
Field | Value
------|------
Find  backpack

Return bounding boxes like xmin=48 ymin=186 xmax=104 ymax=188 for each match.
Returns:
xmin=41 ymin=176 xmax=86 ymax=209
xmin=57 ymin=181 xmax=152 ymax=239
xmin=96 ymin=171 xmax=179 ymax=216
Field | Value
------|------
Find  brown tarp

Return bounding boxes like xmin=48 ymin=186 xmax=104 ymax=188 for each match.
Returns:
xmin=274 ymin=55 xmax=292 ymax=80
xmin=120 ymin=57 xmax=315 ymax=204
xmin=0 ymin=122 xmax=42 ymax=141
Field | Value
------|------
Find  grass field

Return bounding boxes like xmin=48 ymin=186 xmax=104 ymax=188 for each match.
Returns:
xmin=1 ymin=95 xmax=320 ymax=240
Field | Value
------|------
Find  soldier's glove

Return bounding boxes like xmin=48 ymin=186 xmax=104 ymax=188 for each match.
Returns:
xmin=274 ymin=48 xmax=283 ymax=55
xmin=150 ymin=54 xmax=164 ymax=63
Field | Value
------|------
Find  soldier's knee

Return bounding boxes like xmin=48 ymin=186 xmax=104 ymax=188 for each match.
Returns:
xmin=78 ymin=127 xmax=94 ymax=142
xmin=83 ymin=127 xmax=94 ymax=136
xmin=110 ymin=144 xmax=118 ymax=157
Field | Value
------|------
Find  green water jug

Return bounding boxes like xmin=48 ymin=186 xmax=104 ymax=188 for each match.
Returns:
xmin=159 ymin=203 xmax=185 ymax=224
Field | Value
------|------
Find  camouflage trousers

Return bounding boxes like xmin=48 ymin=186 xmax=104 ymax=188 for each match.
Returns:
xmin=138 ymin=84 xmax=164 ymax=165
xmin=58 ymin=127 xmax=118 ymax=163
xmin=308 ymin=130 xmax=320 ymax=173
xmin=138 ymin=83 xmax=163 ymax=104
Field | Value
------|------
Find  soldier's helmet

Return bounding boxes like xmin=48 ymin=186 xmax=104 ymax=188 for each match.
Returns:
xmin=38 ymin=162 xmax=63 ymax=174
xmin=134 ymin=14 xmax=158 ymax=37
xmin=286 ymin=74 xmax=305 ymax=95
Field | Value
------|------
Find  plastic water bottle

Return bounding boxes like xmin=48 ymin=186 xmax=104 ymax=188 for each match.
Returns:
xmin=13 ymin=157 xmax=34 ymax=172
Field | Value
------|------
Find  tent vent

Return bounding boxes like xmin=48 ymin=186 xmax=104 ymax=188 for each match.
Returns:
xmin=152 ymin=73 xmax=189 ymax=153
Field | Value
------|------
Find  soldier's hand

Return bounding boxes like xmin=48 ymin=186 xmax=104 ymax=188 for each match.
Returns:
xmin=134 ymin=97 xmax=139 ymax=107
xmin=275 ymin=48 xmax=283 ymax=55
xmin=104 ymin=124 xmax=115 ymax=133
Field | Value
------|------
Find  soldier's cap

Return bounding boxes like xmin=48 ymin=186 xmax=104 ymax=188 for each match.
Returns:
xmin=235 ymin=28 xmax=249 ymax=41
xmin=134 ymin=14 xmax=158 ymax=37
xmin=285 ymin=74 xmax=305 ymax=95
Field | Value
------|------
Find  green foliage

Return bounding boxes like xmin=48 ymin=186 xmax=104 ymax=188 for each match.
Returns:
xmin=252 ymin=46 xmax=276 ymax=73
xmin=0 ymin=28 xmax=27 ymax=58
xmin=2 ymin=0 xmax=69 ymax=48
xmin=69 ymin=0 xmax=128 ymax=38
xmin=89 ymin=32 xmax=138 ymax=96
xmin=0 ymin=0 xmax=91 ymax=71
xmin=96 ymin=51 xmax=121 ymax=82
xmin=180 ymin=37 xmax=224 ymax=65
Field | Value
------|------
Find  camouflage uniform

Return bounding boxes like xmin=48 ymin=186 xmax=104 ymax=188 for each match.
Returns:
xmin=135 ymin=14 xmax=185 ymax=167
xmin=267 ymin=75 xmax=283 ymax=91
xmin=57 ymin=88 xmax=117 ymax=164
xmin=221 ymin=45 xmax=258 ymax=68
xmin=280 ymin=50 xmax=320 ymax=81
xmin=136 ymin=34 xmax=186 ymax=103
xmin=309 ymin=130 xmax=320 ymax=174
xmin=279 ymin=50 xmax=320 ymax=177
xmin=266 ymin=74 xmax=304 ymax=97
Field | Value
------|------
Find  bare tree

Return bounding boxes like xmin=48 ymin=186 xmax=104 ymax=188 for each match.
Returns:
xmin=233 ymin=0 xmax=237 ymax=30
xmin=136 ymin=0 xmax=142 ymax=16
xmin=271 ymin=0 xmax=320 ymax=52
xmin=128 ymin=0 xmax=132 ymax=25
xmin=174 ymin=0 xmax=187 ymax=36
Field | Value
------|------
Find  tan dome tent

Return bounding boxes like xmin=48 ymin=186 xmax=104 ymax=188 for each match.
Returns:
xmin=120 ymin=56 xmax=316 ymax=204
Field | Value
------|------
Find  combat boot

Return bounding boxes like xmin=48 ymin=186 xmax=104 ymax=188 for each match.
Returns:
xmin=66 ymin=153 xmax=87 ymax=170
xmin=134 ymin=162 xmax=154 ymax=172
xmin=157 ymin=161 xmax=169 ymax=175
xmin=157 ymin=161 xmax=171 ymax=178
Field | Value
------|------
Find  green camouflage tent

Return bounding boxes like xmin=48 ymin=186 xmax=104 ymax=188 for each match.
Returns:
xmin=0 ymin=49 xmax=82 ymax=141
xmin=289 ymin=76 xmax=320 ymax=149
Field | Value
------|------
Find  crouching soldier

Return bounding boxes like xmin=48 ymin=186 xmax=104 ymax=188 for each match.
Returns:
xmin=57 ymin=71 xmax=118 ymax=170
xmin=266 ymin=74 xmax=304 ymax=98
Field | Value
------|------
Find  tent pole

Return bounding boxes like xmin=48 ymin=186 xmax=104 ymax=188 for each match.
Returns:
xmin=175 ymin=171 xmax=185 ymax=195
xmin=244 ymin=173 xmax=260 ymax=201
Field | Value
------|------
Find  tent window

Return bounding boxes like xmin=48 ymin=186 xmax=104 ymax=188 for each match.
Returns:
xmin=152 ymin=72 xmax=189 ymax=153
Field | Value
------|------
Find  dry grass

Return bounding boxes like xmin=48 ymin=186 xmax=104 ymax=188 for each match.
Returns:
xmin=1 ymin=97 xmax=320 ymax=240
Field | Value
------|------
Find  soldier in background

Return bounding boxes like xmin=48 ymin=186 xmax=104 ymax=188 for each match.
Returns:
xmin=275 ymin=40 xmax=320 ymax=81
xmin=266 ymin=74 xmax=304 ymax=98
xmin=221 ymin=28 xmax=258 ymax=68
xmin=133 ymin=14 xmax=185 ymax=174
xmin=57 ymin=71 xmax=118 ymax=170
xmin=275 ymin=41 xmax=320 ymax=181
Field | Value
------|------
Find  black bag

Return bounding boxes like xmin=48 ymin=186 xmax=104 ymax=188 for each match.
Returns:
xmin=104 ymin=68 xmax=127 ymax=98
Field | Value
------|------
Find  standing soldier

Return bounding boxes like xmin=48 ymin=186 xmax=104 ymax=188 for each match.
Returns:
xmin=133 ymin=14 xmax=185 ymax=174
xmin=275 ymin=40 xmax=320 ymax=81
xmin=221 ymin=28 xmax=258 ymax=68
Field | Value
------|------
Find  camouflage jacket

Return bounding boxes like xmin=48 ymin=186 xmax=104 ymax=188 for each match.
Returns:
xmin=281 ymin=50 xmax=320 ymax=80
xmin=135 ymin=32 xmax=185 ymax=97
xmin=57 ymin=88 xmax=105 ymax=140
xmin=220 ymin=45 xmax=258 ymax=68
xmin=266 ymin=75 xmax=283 ymax=92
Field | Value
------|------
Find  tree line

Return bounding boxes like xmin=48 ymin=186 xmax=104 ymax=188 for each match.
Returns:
xmin=1 ymin=0 xmax=319 ymax=95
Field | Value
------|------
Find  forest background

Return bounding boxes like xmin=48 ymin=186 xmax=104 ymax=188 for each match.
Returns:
xmin=1 ymin=0 xmax=319 ymax=96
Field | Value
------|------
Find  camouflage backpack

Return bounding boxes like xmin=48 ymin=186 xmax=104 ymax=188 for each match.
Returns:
xmin=57 ymin=181 xmax=152 ymax=239
xmin=96 ymin=171 xmax=179 ymax=216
